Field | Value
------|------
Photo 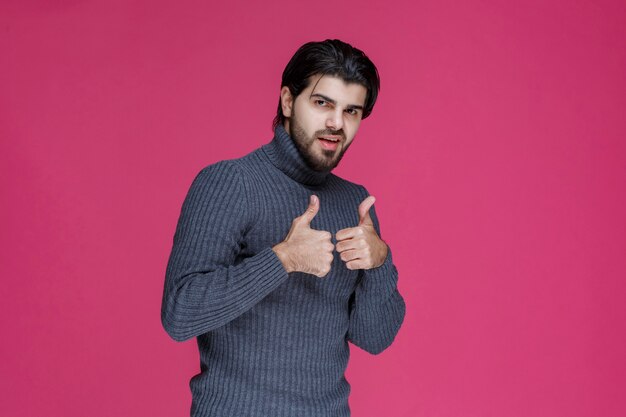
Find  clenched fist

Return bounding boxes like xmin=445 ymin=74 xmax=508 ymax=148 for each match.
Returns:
xmin=272 ymin=195 xmax=335 ymax=277
xmin=335 ymin=196 xmax=388 ymax=270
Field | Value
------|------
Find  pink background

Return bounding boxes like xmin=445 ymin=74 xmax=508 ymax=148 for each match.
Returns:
xmin=1 ymin=1 xmax=625 ymax=416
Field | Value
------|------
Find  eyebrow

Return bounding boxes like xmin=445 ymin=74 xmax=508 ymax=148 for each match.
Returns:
xmin=310 ymin=93 xmax=364 ymax=111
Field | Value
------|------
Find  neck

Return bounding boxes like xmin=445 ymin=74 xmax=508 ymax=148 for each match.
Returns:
xmin=262 ymin=125 xmax=331 ymax=186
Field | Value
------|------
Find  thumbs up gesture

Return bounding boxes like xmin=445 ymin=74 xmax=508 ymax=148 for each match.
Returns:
xmin=335 ymin=196 xmax=388 ymax=270
xmin=272 ymin=195 xmax=335 ymax=277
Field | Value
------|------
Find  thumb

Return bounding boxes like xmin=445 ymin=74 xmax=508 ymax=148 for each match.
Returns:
xmin=299 ymin=195 xmax=320 ymax=225
xmin=358 ymin=196 xmax=376 ymax=225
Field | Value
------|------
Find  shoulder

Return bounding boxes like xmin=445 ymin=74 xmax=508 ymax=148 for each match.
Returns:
xmin=195 ymin=140 xmax=266 ymax=176
xmin=196 ymin=158 xmax=241 ymax=177
xmin=186 ymin=159 xmax=249 ymax=202
xmin=194 ymin=155 xmax=256 ymax=185
xmin=181 ymin=159 xmax=254 ymax=223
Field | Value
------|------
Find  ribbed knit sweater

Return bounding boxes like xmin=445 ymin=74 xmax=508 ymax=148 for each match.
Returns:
xmin=162 ymin=125 xmax=406 ymax=417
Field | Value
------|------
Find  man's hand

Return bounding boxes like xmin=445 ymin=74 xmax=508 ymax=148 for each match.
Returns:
xmin=335 ymin=196 xmax=388 ymax=270
xmin=272 ymin=195 xmax=335 ymax=277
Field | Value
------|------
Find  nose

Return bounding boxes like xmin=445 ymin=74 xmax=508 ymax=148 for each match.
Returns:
xmin=326 ymin=109 xmax=343 ymax=131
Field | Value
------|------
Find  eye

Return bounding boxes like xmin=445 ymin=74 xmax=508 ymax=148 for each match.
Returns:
xmin=345 ymin=108 xmax=360 ymax=116
xmin=314 ymin=99 xmax=328 ymax=107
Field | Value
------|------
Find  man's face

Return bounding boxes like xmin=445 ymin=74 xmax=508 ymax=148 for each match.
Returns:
xmin=282 ymin=75 xmax=367 ymax=172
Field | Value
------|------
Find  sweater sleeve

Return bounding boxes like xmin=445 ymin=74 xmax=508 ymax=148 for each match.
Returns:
xmin=347 ymin=200 xmax=406 ymax=355
xmin=161 ymin=161 xmax=289 ymax=342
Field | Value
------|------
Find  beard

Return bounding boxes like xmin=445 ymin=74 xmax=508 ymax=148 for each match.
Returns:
xmin=288 ymin=112 xmax=352 ymax=172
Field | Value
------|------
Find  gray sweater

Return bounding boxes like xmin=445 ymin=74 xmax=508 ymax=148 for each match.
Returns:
xmin=162 ymin=125 xmax=406 ymax=417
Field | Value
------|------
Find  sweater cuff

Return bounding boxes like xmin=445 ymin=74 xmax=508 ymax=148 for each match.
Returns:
xmin=359 ymin=248 xmax=399 ymax=296
xmin=252 ymin=246 xmax=291 ymax=290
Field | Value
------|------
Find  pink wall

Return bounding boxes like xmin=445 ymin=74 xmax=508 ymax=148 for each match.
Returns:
xmin=1 ymin=1 xmax=625 ymax=416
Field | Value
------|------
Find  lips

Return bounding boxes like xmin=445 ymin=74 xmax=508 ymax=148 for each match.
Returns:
xmin=317 ymin=136 xmax=341 ymax=151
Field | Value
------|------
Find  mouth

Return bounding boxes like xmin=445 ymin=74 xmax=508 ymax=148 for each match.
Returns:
xmin=317 ymin=135 xmax=341 ymax=151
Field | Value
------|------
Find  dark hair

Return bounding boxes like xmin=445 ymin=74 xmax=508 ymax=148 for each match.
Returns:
xmin=272 ymin=39 xmax=380 ymax=130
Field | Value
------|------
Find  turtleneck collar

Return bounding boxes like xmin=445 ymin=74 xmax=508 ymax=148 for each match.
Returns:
xmin=261 ymin=124 xmax=331 ymax=186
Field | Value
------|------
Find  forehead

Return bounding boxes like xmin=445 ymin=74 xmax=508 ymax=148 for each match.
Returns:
xmin=305 ymin=75 xmax=367 ymax=107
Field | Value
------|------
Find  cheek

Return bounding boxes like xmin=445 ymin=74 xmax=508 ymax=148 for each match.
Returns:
xmin=296 ymin=106 xmax=320 ymax=133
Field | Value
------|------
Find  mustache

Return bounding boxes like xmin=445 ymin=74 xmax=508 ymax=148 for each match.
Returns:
xmin=315 ymin=129 xmax=346 ymax=140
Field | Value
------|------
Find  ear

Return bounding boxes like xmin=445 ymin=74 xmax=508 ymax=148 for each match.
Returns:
xmin=280 ymin=86 xmax=294 ymax=118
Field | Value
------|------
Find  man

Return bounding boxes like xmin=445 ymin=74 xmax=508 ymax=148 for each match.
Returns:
xmin=162 ymin=39 xmax=405 ymax=417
